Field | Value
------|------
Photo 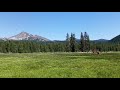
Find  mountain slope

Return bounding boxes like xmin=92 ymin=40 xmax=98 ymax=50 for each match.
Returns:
xmin=110 ymin=34 xmax=120 ymax=43
xmin=8 ymin=32 xmax=50 ymax=41
xmin=9 ymin=32 xmax=30 ymax=40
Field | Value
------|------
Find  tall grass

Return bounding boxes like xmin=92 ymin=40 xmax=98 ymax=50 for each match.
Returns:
xmin=0 ymin=52 xmax=120 ymax=78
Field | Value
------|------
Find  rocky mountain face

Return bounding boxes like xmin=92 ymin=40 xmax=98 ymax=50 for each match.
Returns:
xmin=2 ymin=32 xmax=50 ymax=41
xmin=9 ymin=32 xmax=30 ymax=40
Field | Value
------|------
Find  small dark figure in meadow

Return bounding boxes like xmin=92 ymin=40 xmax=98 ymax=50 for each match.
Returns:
xmin=97 ymin=51 xmax=100 ymax=54
xmin=92 ymin=49 xmax=100 ymax=54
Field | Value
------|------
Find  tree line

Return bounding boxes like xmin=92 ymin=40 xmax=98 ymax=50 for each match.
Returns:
xmin=65 ymin=32 xmax=90 ymax=52
xmin=0 ymin=32 xmax=120 ymax=53
xmin=0 ymin=40 xmax=66 ymax=53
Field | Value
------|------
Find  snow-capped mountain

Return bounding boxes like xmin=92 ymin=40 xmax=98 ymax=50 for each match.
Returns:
xmin=8 ymin=32 xmax=50 ymax=41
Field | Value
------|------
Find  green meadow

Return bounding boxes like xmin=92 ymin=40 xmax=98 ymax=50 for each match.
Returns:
xmin=0 ymin=52 xmax=120 ymax=78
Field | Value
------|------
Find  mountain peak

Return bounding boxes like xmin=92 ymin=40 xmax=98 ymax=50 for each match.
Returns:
xmin=19 ymin=31 xmax=30 ymax=36
xmin=8 ymin=32 xmax=50 ymax=41
xmin=21 ymin=31 xmax=26 ymax=33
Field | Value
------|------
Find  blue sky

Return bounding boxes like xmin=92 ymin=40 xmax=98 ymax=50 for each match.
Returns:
xmin=0 ymin=12 xmax=120 ymax=40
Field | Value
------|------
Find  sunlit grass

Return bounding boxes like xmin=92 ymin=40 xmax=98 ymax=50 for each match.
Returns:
xmin=0 ymin=52 xmax=120 ymax=78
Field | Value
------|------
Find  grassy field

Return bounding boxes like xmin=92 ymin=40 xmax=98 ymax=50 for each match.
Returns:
xmin=0 ymin=52 xmax=120 ymax=78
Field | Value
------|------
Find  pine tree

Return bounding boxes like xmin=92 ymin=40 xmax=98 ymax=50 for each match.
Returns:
xmin=70 ymin=33 xmax=76 ymax=52
xmin=18 ymin=42 xmax=23 ymax=53
xmin=87 ymin=34 xmax=90 ymax=52
xmin=2 ymin=42 xmax=7 ymax=53
xmin=80 ymin=32 xmax=84 ymax=52
xmin=66 ymin=33 xmax=70 ymax=52
xmin=84 ymin=32 xmax=90 ymax=52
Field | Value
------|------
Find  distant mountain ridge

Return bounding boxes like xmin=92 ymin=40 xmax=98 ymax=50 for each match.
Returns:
xmin=0 ymin=32 xmax=50 ymax=41
xmin=110 ymin=34 xmax=120 ymax=43
xmin=75 ymin=38 xmax=109 ymax=43
xmin=0 ymin=32 xmax=120 ymax=43
xmin=92 ymin=39 xmax=109 ymax=42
